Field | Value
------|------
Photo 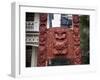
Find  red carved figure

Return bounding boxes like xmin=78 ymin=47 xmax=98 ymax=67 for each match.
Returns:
xmin=37 ymin=14 xmax=82 ymax=66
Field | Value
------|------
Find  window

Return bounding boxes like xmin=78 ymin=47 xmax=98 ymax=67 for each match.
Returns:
xmin=61 ymin=14 xmax=72 ymax=28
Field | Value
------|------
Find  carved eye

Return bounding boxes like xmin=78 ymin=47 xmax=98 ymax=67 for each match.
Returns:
xmin=54 ymin=31 xmax=58 ymax=35
xmin=54 ymin=32 xmax=59 ymax=37
xmin=62 ymin=32 xmax=66 ymax=35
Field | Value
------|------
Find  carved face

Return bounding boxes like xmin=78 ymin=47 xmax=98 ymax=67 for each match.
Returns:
xmin=52 ymin=28 xmax=68 ymax=55
xmin=73 ymin=15 xmax=79 ymax=23
xmin=54 ymin=29 xmax=66 ymax=40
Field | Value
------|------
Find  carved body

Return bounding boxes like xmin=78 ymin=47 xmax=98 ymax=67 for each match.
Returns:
xmin=37 ymin=14 xmax=82 ymax=66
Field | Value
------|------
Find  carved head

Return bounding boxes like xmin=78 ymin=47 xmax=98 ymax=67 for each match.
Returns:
xmin=54 ymin=28 xmax=66 ymax=40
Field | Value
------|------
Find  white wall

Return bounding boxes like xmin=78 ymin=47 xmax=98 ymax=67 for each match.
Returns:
xmin=0 ymin=0 xmax=100 ymax=80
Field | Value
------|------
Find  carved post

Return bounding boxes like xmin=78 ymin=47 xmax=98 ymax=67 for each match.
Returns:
xmin=72 ymin=15 xmax=82 ymax=64
xmin=37 ymin=13 xmax=47 ymax=66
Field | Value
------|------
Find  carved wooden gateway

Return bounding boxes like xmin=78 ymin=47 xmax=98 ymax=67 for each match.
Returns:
xmin=37 ymin=14 xmax=82 ymax=66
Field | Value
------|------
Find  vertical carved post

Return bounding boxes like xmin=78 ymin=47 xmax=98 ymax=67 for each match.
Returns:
xmin=72 ymin=15 xmax=82 ymax=64
xmin=37 ymin=13 xmax=47 ymax=66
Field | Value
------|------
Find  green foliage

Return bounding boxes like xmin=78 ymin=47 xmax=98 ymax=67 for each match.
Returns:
xmin=80 ymin=15 xmax=90 ymax=64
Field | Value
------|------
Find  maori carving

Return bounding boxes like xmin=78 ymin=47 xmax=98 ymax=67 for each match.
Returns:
xmin=47 ymin=28 xmax=68 ymax=61
xmin=37 ymin=14 xmax=82 ymax=66
xmin=72 ymin=15 xmax=82 ymax=64
xmin=73 ymin=15 xmax=80 ymax=23
xmin=37 ymin=13 xmax=47 ymax=66
xmin=53 ymin=28 xmax=68 ymax=55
